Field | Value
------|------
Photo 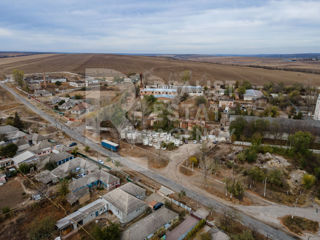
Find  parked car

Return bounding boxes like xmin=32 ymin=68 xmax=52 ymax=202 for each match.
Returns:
xmin=98 ymin=159 xmax=104 ymax=165
xmin=153 ymin=202 xmax=164 ymax=210
xmin=69 ymin=142 xmax=77 ymax=147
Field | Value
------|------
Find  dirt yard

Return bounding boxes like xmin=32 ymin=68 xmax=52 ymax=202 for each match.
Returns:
xmin=0 ymin=178 xmax=28 ymax=209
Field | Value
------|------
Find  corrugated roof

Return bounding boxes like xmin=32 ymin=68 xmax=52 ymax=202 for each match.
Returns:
xmin=122 ymin=207 xmax=178 ymax=240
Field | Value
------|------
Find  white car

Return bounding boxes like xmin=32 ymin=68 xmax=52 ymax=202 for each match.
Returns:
xmin=98 ymin=159 xmax=104 ymax=164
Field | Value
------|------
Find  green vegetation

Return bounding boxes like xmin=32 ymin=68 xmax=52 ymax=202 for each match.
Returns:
xmin=44 ymin=161 xmax=57 ymax=171
xmin=189 ymin=156 xmax=199 ymax=167
xmin=13 ymin=69 xmax=24 ymax=88
xmin=91 ymin=223 xmax=121 ymax=240
xmin=28 ymin=216 xmax=56 ymax=240
xmin=282 ymin=216 xmax=319 ymax=235
xmin=160 ymin=141 xmax=176 ymax=150
xmin=200 ymin=232 xmax=212 ymax=240
xmin=84 ymin=146 xmax=90 ymax=152
xmin=183 ymin=219 xmax=206 ymax=240
xmin=225 ymin=178 xmax=244 ymax=200
xmin=55 ymin=81 xmax=62 ymax=86
xmin=57 ymin=179 xmax=69 ymax=197
xmin=0 ymin=143 xmax=18 ymax=157
xmin=19 ymin=163 xmax=36 ymax=174
xmin=302 ymin=174 xmax=316 ymax=189
xmin=195 ymin=96 xmax=207 ymax=106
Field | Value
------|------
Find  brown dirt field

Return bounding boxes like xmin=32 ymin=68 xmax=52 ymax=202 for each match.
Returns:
xmin=0 ymin=178 xmax=27 ymax=209
xmin=0 ymin=54 xmax=320 ymax=86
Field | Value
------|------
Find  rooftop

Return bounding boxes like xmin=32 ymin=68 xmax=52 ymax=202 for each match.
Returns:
xmin=122 ymin=207 xmax=178 ymax=240
xmin=119 ymin=182 xmax=146 ymax=198
xmin=102 ymin=187 xmax=146 ymax=215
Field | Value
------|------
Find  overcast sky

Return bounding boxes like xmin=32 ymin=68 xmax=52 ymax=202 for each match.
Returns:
xmin=0 ymin=0 xmax=319 ymax=54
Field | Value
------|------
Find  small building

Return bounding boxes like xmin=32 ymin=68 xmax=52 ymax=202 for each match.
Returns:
xmin=34 ymin=89 xmax=52 ymax=97
xmin=67 ymin=187 xmax=90 ymax=205
xmin=56 ymin=199 xmax=107 ymax=235
xmin=35 ymin=170 xmax=59 ymax=184
xmin=59 ymin=101 xmax=75 ymax=110
xmin=12 ymin=151 xmax=38 ymax=166
xmin=50 ymin=78 xmax=67 ymax=84
xmin=102 ymin=187 xmax=147 ymax=224
xmin=0 ymin=158 xmax=14 ymax=168
xmin=45 ymin=152 xmax=74 ymax=166
xmin=69 ymin=81 xmax=86 ymax=88
xmin=29 ymin=140 xmax=55 ymax=156
xmin=218 ymin=100 xmax=234 ymax=108
xmin=70 ymin=102 xmax=89 ymax=115
xmin=122 ymin=207 xmax=179 ymax=240
xmin=0 ymin=173 xmax=7 ymax=185
xmin=243 ymin=89 xmax=263 ymax=101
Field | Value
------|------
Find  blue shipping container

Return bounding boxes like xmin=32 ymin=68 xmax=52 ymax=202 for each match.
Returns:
xmin=101 ymin=140 xmax=119 ymax=152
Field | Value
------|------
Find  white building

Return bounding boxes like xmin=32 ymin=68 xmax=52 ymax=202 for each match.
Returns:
xmin=314 ymin=94 xmax=320 ymax=120
xmin=12 ymin=151 xmax=38 ymax=166
xmin=243 ymin=89 xmax=264 ymax=101
xmin=50 ymin=78 xmax=67 ymax=84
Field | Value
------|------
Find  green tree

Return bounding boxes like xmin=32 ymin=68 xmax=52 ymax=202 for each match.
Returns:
xmin=226 ymin=178 xmax=244 ymax=200
xmin=91 ymin=223 xmax=121 ymax=240
xmin=84 ymin=146 xmax=90 ymax=152
xmin=195 ymin=96 xmax=207 ymax=106
xmin=268 ymin=169 xmax=285 ymax=188
xmin=58 ymin=179 xmax=69 ymax=197
xmin=13 ymin=112 xmax=24 ymax=130
xmin=13 ymin=69 xmax=24 ymax=88
xmin=0 ymin=143 xmax=18 ymax=157
xmin=55 ymin=81 xmax=62 ymax=86
xmin=229 ymin=117 xmax=247 ymax=140
xmin=247 ymin=167 xmax=266 ymax=182
xmin=28 ymin=216 xmax=56 ymax=240
xmin=181 ymin=70 xmax=191 ymax=82
xmin=302 ymin=174 xmax=316 ymax=189
xmin=44 ymin=161 xmax=57 ymax=171
xmin=232 ymin=230 xmax=254 ymax=240
xmin=289 ymin=131 xmax=314 ymax=155
xmin=18 ymin=163 xmax=35 ymax=174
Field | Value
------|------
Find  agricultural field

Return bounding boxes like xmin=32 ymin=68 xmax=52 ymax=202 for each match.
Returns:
xmin=1 ymin=54 xmax=320 ymax=86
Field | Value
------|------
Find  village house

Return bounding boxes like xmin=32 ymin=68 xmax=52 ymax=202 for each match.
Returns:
xmin=122 ymin=207 xmax=179 ymax=240
xmin=43 ymin=151 xmax=74 ymax=166
xmin=0 ymin=158 xmax=14 ymax=168
xmin=49 ymin=78 xmax=67 ymax=84
xmin=119 ymin=182 xmax=146 ymax=200
xmin=102 ymin=187 xmax=147 ymax=224
xmin=12 ymin=150 xmax=38 ymax=166
xmin=34 ymin=89 xmax=52 ymax=97
xmin=56 ymin=198 xmax=108 ymax=235
xmin=28 ymin=140 xmax=55 ymax=156
xmin=243 ymin=89 xmax=264 ymax=101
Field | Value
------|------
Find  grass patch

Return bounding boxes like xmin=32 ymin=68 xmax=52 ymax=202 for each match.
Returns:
xmin=282 ymin=215 xmax=319 ymax=235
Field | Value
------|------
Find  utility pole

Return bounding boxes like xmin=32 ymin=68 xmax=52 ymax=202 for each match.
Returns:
xmin=263 ymin=177 xmax=267 ymax=197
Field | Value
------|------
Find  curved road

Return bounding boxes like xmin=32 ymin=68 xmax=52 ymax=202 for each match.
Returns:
xmin=0 ymin=82 xmax=298 ymax=240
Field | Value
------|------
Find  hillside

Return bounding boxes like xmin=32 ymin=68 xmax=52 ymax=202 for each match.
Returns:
xmin=0 ymin=54 xmax=320 ymax=86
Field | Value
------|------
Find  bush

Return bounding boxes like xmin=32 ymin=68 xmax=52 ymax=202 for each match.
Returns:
xmin=302 ymin=174 xmax=316 ymax=189
xmin=44 ymin=161 xmax=57 ymax=171
xmin=18 ymin=163 xmax=36 ymax=174
xmin=247 ymin=167 xmax=266 ymax=182
xmin=226 ymin=178 xmax=245 ymax=200
xmin=232 ymin=230 xmax=254 ymax=240
xmin=282 ymin=216 xmax=319 ymax=235
xmin=91 ymin=223 xmax=121 ymax=240
xmin=267 ymin=169 xmax=285 ymax=188
xmin=189 ymin=156 xmax=198 ymax=166
xmin=28 ymin=216 xmax=56 ymax=240
xmin=183 ymin=219 xmax=206 ymax=240
xmin=0 ymin=143 xmax=18 ymax=158
xmin=200 ymin=232 xmax=212 ymax=240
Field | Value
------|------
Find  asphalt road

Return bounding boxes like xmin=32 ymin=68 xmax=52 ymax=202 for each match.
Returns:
xmin=0 ymin=82 xmax=298 ymax=240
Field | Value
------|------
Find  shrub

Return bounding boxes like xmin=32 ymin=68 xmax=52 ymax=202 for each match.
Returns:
xmin=302 ymin=174 xmax=316 ymax=189
xmin=28 ymin=216 xmax=56 ymax=240
xmin=183 ymin=219 xmax=206 ymax=240
xmin=189 ymin=156 xmax=198 ymax=166
xmin=226 ymin=178 xmax=245 ymax=200
xmin=282 ymin=216 xmax=319 ymax=235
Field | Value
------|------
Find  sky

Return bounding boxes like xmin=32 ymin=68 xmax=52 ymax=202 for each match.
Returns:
xmin=0 ymin=0 xmax=319 ymax=54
